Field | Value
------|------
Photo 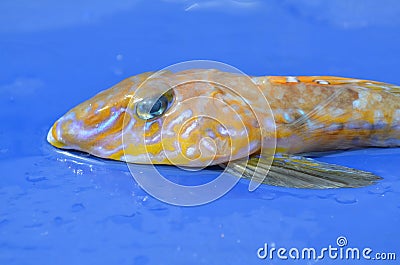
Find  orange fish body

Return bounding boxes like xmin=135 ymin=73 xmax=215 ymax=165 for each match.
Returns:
xmin=47 ymin=70 xmax=399 ymax=188
xmin=47 ymin=70 xmax=400 ymax=165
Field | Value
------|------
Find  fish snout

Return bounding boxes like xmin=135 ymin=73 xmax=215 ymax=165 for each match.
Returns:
xmin=47 ymin=120 xmax=67 ymax=148
xmin=46 ymin=113 xmax=87 ymax=150
xmin=47 ymin=107 xmax=126 ymax=154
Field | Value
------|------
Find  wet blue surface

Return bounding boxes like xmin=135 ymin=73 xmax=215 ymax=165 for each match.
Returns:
xmin=1 ymin=1 xmax=400 ymax=264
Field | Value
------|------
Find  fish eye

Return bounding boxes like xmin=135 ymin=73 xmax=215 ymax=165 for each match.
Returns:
xmin=136 ymin=90 xmax=174 ymax=120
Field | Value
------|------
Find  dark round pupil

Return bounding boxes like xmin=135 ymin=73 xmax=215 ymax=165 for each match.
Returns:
xmin=149 ymin=96 xmax=167 ymax=116
xmin=150 ymin=100 xmax=162 ymax=114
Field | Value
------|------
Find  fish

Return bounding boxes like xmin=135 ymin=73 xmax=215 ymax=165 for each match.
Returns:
xmin=47 ymin=69 xmax=400 ymax=189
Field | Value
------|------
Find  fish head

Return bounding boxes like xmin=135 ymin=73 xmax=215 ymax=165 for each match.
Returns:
xmin=47 ymin=70 xmax=264 ymax=167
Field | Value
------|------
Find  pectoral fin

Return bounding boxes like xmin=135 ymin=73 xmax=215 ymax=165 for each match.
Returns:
xmin=223 ymin=154 xmax=381 ymax=189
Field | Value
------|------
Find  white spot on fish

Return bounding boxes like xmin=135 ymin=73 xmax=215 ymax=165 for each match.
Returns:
xmin=94 ymin=101 xmax=105 ymax=114
xmin=181 ymin=120 xmax=199 ymax=138
xmin=186 ymin=146 xmax=196 ymax=157
xmin=218 ymin=125 xmax=229 ymax=136
xmin=222 ymin=106 xmax=231 ymax=114
xmin=307 ymin=120 xmax=324 ymax=130
xmin=373 ymin=110 xmax=386 ymax=129
xmin=144 ymin=133 xmax=161 ymax=145
xmin=252 ymin=77 xmax=267 ymax=85
xmin=374 ymin=110 xmax=384 ymax=120
xmin=393 ymin=109 xmax=400 ymax=122
xmin=353 ymin=91 xmax=369 ymax=110
xmin=93 ymin=143 xmax=125 ymax=157
xmin=372 ymin=93 xmax=382 ymax=102
xmin=286 ymin=76 xmax=299 ymax=83
xmin=380 ymin=85 xmax=392 ymax=91
xmin=85 ymin=105 xmax=92 ymax=113
xmin=331 ymin=108 xmax=345 ymax=117
xmin=352 ymin=99 xmax=367 ymax=110
xmin=166 ymin=109 xmax=193 ymax=132
xmin=200 ymin=138 xmax=216 ymax=155
xmin=239 ymin=128 xmax=248 ymax=137
xmin=314 ymin=79 xmax=330 ymax=85
xmin=206 ymin=128 xmax=216 ymax=138
xmin=231 ymin=104 xmax=240 ymax=111
xmin=296 ymin=109 xmax=306 ymax=116
xmin=283 ymin=111 xmax=294 ymax=123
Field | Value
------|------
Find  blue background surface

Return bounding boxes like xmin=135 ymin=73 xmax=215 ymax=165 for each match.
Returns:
xmin=1 ymin=1 xmax=400 ymax=264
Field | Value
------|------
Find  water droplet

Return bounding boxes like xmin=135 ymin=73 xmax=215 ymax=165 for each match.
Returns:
xmin=53 ymin=217 xmax=63 ymax=225
xmin=0 ymin=219 xmax=9 ymax=227
xmin=71 ymin=203 xmax=85 ymax=212
xmin=335 ymin=194 xmax=357 ymax=204
xmin=25 ymin=175 xmax=47 ymax=183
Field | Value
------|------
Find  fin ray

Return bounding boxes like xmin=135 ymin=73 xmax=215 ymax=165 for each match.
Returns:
xmin=224 ymin=154 xmax=381 ymax=189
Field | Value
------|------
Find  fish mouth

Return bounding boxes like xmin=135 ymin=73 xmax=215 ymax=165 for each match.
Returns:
xmin=46 ymin=123 xmax=65 ymax=148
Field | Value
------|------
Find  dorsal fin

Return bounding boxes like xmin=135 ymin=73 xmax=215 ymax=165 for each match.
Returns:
xmin=268 ymin=76 xmax=400 ymax=96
